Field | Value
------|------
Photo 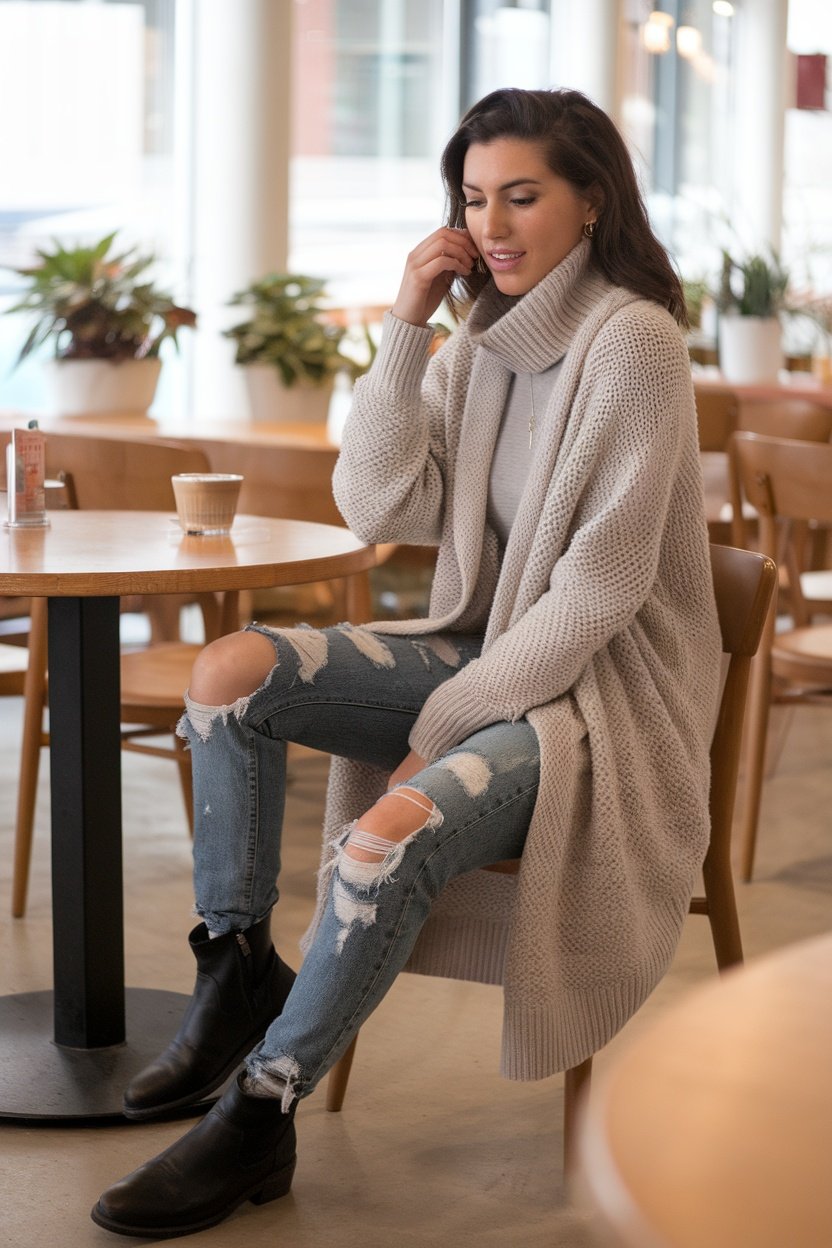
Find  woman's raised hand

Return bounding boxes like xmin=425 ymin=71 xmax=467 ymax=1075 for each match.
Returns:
xmin=391 ymin=228 xmax=480 ymax=327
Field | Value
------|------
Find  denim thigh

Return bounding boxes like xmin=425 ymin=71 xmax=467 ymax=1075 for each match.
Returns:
xmin=241 ymin=623 xmax=484 ymax=770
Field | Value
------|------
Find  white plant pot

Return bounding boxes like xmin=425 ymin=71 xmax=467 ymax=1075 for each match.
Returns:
xmin=243 ymin=364 xmax=333 ymax=425
xmin=718 ymin=316 xmax=783 ymax=384
xmin=44 ymin=358 xmax=162 ymax=419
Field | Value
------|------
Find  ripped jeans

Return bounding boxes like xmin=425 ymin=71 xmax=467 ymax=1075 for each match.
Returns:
xmin=178 ymin=624 xmax=540 ymax=1107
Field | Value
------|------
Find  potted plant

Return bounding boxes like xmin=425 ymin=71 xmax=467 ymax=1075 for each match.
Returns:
xmin=223 ymin=273 xmax=362 ymax=424
xmin=789 ymin=289 xmax=832 ymax=384
xmin=6 ymin=231 xmax=196 ymax=418
xmin=716 ymin=249 xmax=789 ymax=383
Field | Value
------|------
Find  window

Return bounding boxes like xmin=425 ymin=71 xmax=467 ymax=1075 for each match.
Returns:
xmin=289 ymin=0 xmax=452 ymax=308
xmin=619 ymin=0 xmax=739 ymax=284
xmin=0 ymin=0 xmax=188 ymax=416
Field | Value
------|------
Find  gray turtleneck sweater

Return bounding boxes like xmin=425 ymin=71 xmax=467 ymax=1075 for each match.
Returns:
xmin=318 ymin=239 xmax=720 ymax=1080
xmin=486 ymin=362 xmax=562 ymax=549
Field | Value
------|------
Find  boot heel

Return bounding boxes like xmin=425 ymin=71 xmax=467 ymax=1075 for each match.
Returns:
xmin=251 ymin=1155 xmax=296 ymax=1205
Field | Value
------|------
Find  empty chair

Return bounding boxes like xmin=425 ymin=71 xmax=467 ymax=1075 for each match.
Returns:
xmin=694 ymin=387 xmax=832 ymax=550
xmin=729 ymin=401 xmax=832 ymax=553
xmin=731 ymin=431 xmax=832 ymax=881
xmin=695 ymin=384 xmax=739 ymax=545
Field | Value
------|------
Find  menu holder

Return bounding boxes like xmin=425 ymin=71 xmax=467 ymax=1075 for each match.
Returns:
xmin=4 ymin=423 xmax=49 ymax=529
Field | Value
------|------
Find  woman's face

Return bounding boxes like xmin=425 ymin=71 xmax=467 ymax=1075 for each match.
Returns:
xmin=462 ymin=137 xmax=596 ymax=297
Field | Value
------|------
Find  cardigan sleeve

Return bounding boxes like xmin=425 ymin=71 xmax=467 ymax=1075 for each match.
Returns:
xmin=408 ymin=310 xmax=696 ymax=761
xmin=332 ymin=313 xmax=455 ymax=545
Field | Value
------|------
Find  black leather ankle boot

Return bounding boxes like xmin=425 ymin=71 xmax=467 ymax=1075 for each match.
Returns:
xmin=123 ymin=913 xmax=295 ymax=1120
xmin=93 ymin=1074 xmax=297 ymax=1239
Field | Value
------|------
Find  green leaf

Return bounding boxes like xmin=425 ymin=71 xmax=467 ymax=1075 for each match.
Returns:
xmin=2 ymin=230 xmax=196 ymax=368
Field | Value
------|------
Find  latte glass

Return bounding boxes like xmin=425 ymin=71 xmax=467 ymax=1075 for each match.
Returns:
xmin=171 ymin=473 xmax=243 ymax=535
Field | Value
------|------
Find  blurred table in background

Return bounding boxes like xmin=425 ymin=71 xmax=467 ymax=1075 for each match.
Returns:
xmin=692 ymin=369 xmax=832 ymax=411
xmin=579 ymin=931 xmax=832 ymax=1248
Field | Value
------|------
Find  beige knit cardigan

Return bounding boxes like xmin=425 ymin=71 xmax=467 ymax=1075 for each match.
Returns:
xmin=306 ymin=240 xmax=721 ymax=1080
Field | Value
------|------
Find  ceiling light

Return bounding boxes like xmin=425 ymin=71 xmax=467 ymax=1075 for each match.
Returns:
xmin=677 ymin=24 xmax=703 ymax=59
xmin=643 ymin=10 xmax=675 ymax=55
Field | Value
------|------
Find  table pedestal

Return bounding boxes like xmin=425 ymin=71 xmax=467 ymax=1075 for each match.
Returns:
xmin=0 ymin=598 xmax=194 ymax=1121
xmin=48 ymin=596 xmax=126 ymax=1048
xmin=0 ymin=989 xmax=207 ymax=1120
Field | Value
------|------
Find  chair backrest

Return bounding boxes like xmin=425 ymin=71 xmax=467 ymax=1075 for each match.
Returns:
xmin=731 ymin=432 xmax=832 ymax=531
xmin=44 ymin=432 xmax=211 ymax=511
xmin=694 ymin=384 xmax=738 ymax=452
xmin=730 ymin=431 xmax=832 ymax=627
xmin=710 ymin=542 xmax=778 ymax=658
xmin=726 ymin=409 xmax=832 ymax=549
xmin=189 ymin=437 xmax=343 ymax=527
xmin=703 ymin=544 xmax=777 ymax=911
xmin=736 ymin=399 xmax=832 ymax=443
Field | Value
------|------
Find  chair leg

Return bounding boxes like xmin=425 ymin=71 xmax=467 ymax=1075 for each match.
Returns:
xmin=739 ymin=650 xmax=773 ymax=882
xmin=325 ymin=1031 xmax=596 ymax=1177
xmin=563 ymin=1056 xmax=593 ymax=1175
xmin=174 ymin=732 xmax=194 ymax=836
xmin=344 ymin=572 xmax=372 ymax=625
xmin=12 ymin=599 xmax=49 ymax=918
xmin=326 ymin=1035 xmax=358 ymax=1112
xmin=702 ymin=863 xmax=744 ymax=972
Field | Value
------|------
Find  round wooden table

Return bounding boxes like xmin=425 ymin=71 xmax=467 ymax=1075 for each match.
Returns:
xmin=579 ymin=931 xmax=832 ymax=1248
xmin=0 ymin=510 xmax=375 ymax=1120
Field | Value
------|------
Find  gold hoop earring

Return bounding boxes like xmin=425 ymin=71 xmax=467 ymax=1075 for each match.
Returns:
xmin=475 ymin=255 xmax=486 ymax=274
xmin=583 ymin=220 xmax=596 ymax=240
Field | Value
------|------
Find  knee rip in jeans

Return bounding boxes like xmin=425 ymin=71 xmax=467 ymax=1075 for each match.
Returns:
xmin=177 ymin=677 xmax=274 ymax=745
xmin=329 ymin=789 xmax=443 ymax=953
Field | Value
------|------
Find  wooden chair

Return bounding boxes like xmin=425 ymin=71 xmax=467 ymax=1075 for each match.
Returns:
xmin=695 ymin=386 xmax=832 ymax=549
xmin=9 ymin=434 xmax=231 ymax=917
xmin=323 ymin=544 xmax=777 ymax=1170
xmin=728 ymin=401 xmax=832 ymax=553
xmin=730 ymin=432 xmax=832 ymax=881
xmin=695 ymin=384 xmax=739 ymax=544
xmin=694 ymin=383 xmax=739 ymax=453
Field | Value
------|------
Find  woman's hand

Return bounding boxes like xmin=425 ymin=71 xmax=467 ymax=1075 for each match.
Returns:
xmin=391 ymin=228 xmax=479 ymax=328
xmin=387 ymin=749 xmax=428 ymax=790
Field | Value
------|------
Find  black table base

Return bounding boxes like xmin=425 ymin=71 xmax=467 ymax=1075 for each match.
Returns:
xmin=0 ymin=988 xmax=213 ymax=1121
xmin=1 ymin=597 xmax=220 ymax=1123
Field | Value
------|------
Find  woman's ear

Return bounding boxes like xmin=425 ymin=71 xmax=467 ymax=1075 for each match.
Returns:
xmin=584 ymin=185 xmax=603 ymax=225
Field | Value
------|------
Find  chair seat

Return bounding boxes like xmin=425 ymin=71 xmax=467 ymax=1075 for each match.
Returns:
xmin=0 ymin=642 xmax=28 ymax=695
xmin=120 ymin=643 xmax=202 ymax=714
xmin=771 ymin=624 xmax=832 ymax=685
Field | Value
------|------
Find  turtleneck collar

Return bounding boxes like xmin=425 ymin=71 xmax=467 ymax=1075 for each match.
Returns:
xmin=465 ymin=238 xmax=614 ymax=374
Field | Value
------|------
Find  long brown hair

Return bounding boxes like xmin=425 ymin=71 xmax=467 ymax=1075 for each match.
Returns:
xmin=440 ymin=87 xmax=687 ymax=326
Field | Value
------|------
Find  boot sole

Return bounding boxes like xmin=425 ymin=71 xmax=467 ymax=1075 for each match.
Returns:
xmin=89 ymin=1155 xmax=296 ymax=1239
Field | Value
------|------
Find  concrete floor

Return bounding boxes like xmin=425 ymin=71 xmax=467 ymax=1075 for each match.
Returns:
xmin=1 ymin=692 xmax=830 ymax=1248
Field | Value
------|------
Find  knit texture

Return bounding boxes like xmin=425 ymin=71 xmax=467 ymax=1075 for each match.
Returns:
xmin=308 ymin=239 xmax=721 ymax=1079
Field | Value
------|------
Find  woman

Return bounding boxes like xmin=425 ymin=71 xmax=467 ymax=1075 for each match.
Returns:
xmin=93 ymin=87 xmax=720 ymax=1238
